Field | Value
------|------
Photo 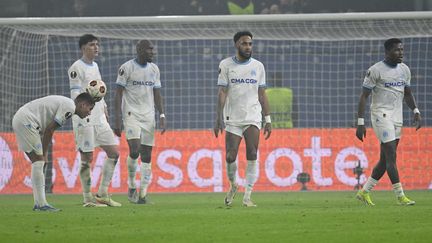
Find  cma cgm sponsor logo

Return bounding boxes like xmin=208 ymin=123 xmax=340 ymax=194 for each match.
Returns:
xmin=230 ymin=78 xmax=257 ymax=84
xmin=132 ymin=81 xmax=154 ymax=86
xmin=384 ymin=81 xmax=406 ymax=87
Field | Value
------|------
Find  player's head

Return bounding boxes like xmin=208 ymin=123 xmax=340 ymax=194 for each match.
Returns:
xmin=74 ymin=92 xmax=95 ymax=118
xmin=136 ymin=40 xmax=154 ymax=63
xmin=79 ymin=34 xmax=100 ymax=59
xmin=384 ymin=38 xmax=403 ymax=64
xmin=233 ymin=31 xmax=253 ymax=60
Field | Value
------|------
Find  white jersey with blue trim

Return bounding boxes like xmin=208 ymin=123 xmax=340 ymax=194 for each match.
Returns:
xmin=116 ymin=59 xmax=161 ymax=121
xmin=68 ymin=59 xmax=107 ymax=126
xmin=217 ymin=56 xmax=266 ymax=126
xmin=363 ymin=60 xmax=411 ymax=125
xmin=18 ymin=95 xmax=75 ymax=132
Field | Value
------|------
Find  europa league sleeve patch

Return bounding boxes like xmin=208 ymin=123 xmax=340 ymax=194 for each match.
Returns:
xmin=70 ymin=71 xmax=77 ymax=79
xmin=218 ymin=68 xmax=221 ymax=74
xmin=65 ymin=112 xmax=72 ymax=119
xmin=119 ymin=68 xmax=125 ymax=76
xmin=366 ymin=70 xmax=371 ymax=78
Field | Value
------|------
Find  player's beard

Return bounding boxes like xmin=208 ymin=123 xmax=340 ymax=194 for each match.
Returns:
xmin=239 ymin=49 xmax=252 ymax=59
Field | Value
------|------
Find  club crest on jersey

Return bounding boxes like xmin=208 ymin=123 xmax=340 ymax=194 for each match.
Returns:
xmin=251 ymin=69 xmax=256 ymax=76
xmin=119 ymin=68 xmax=125 ymax=76
xmin=70 ymin=71 xmax=77 ymax=79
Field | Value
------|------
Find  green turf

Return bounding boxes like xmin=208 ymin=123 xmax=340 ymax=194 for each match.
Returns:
xmin=0 ymin=191 xmax=431 ymax=243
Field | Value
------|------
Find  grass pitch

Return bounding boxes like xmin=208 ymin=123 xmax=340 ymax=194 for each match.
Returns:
xmin=0 ymin=191 xmax=431 ymax=243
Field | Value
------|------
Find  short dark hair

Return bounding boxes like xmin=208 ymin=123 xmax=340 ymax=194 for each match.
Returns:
xmin=75 ymin=92 xmax=95 ymax=106
xmin=384 ymin=38 xmax=402 ymax=51
xmin=233 ymin=31 xmax=253 ymax=43
xmin=79 ymin=34 xmax=99 ymax=48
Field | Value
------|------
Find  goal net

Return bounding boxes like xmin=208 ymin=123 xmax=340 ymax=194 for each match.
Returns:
xmin=1 ymin=12 xmax=431 ymax=194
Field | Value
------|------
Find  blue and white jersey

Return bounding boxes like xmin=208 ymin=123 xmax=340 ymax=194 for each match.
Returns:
xmin=363 ymin=61 xmax=411 ymax=125
xmin=217 ymin=56 xmax=266 ymax=126
xmin=17 ymin=95 xmax=75 ymax=132
xmin=116 ymin=59 xmax=161 ymax=122
xmin=68 ymin=59 xmax=108 ymax=126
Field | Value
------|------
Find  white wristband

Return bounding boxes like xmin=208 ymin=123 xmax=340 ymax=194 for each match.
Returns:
xmin=413 ymin=108 xmax=420 ymax=114
xmin=160 ymin=113 xmax=165 ymax=118
xmin=265 ymin=115 xmax=271 ymax=123
xmin=357 ymin=118 xmax=365 ymax=126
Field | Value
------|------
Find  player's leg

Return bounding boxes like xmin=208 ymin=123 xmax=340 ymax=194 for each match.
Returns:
xmin=137 ymin=145 xmax=153 ymax=204
xmin=126 ymin=138 xmax=140 ymax=202
xmin=356 ymin=148 xmax=385 ymax=206
xmin=74 ymin=125 xmax=101 ymax=206
xmin=224 ymin=126 xmax=242 ymax=206
xmin=242 ymin=125 xmax=260 ymax=207
xmin=385 ymin=128 xmax=415 ymax=205
xmin=136 ymin=123 xmax=156 ymax=204
xmin=12 ymin=115 xmax=60 ymax=211
xmin=94 ymin=125 xmax=121 ymax=207
xmin=123 ymin=118 xmax=144 ymax=202
xmin=79 ymin=151 xmax=102 ymax=207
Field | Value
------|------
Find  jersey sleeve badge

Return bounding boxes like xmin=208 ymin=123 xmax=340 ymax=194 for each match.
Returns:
xmin=119 ymin=68 xmax=125 ymax=76
xmin=65 ymin=112 xmax=72 ymax=119
xmin=70 ymin=71 xmax=77 ymax=79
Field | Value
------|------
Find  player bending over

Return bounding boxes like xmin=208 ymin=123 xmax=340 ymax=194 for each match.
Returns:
xmin=12 ymin=93 xmax=94 ymax=211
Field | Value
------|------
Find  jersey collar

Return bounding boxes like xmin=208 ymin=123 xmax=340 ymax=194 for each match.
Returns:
xmin=134 ymin=58 xmax=148 ymax=68
xmin=232 ymin=56 xmax=251 ymax=65
xmin=383 ymin=59 xmax=398 ymax=68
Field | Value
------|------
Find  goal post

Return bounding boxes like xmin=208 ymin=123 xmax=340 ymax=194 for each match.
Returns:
xmin=1 ymin=12 xmax=431 ymax=193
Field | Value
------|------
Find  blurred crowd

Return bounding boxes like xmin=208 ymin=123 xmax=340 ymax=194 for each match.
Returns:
xmin=0 ymin=0 xmax=430 ymax=17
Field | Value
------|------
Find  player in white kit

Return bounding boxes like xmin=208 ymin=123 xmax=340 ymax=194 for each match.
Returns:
xmin=214 ymin=31 xmax=272 ymax=207
xmin=114 ymin=40 xmax=166 ymax=204
xmin=12 ymin=93 xmax=95 ymax=211
xmin=355 ymin=38 xmax=421 ymax=206
xmin=68 ymin=34 xmax=121 ymax=207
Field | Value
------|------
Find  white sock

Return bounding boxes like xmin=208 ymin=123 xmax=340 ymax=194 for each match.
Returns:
xmin=226 ymin=161 xmax=237 ymax=186
xmin=139 ymin=162 xmax=152 ymax=198
xmin=127 ymin=156 xmax=138 ymax=189
xmin=362 ymin=177 xmax=378 ymax=193
xmin=79 ymin=160 xmax=92 ymax=202
xmin=244 ymin=160 xmax=257 ymax=201
xmin=392 ymin=182 xmax=405 ymax=197
xmin=97 ymin=157 xmax=117 ymax=197
xmin=31 ymin=161 xmax=48 ymax=206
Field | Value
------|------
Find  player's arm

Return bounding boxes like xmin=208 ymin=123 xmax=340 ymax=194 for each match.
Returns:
xmin=404 ymin=86 xmax=422 ymax=130
xmin=356 ymin=87 xmax=371 ymax=141
xmin=68 ymin=67 xmax=82 ymax=100
xmin=259 ymin=87 xmax=272 ymax=140
xmin=114 ymin=85 xmax=124 ymax=137
xmin=42 ymin=121 xmax=61 ymax=161
xmin=154 ymin=88 xmax=166 ymax=135
xmin=214 ymin=86 xmax=227 ymax=138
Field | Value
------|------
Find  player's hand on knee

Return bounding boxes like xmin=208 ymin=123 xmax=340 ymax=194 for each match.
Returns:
xmin=263 ymin=123 xmax=272 ymax=140
xmin=356 ymin=125 xmax=366 ymax=141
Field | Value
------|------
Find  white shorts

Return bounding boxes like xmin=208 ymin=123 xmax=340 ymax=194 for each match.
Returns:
xmin=225 ymin=122 xmax=261 ymax=137
xmin=371 ymin=113 xmax=402 ymax=143
xmin=73 ymin=122 xmax=118 ymax=152
xmin=124 ymin=116 xmax=155 ymax=146
xmin=12 ymin=109 xmax=43 ymax=155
